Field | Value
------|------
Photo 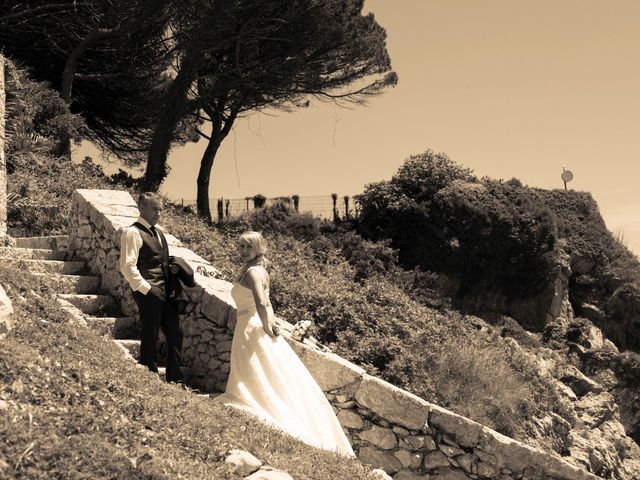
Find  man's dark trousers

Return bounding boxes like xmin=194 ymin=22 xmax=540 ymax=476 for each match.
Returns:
xmin=133 ymin=290 xmax=184 ymax=382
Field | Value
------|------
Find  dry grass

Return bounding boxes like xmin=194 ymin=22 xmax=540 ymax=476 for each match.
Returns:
xmin=0 ymin=265 xmax=373 ymax=480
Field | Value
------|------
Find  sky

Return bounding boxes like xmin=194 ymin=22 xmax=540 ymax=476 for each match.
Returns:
xmin=77 ymin=0 xmax=640 ymax=255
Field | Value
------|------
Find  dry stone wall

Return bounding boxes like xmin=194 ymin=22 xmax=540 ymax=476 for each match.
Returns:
xmin=67 ymin=189 xmax=598 ymax=480
xmin=67 ymin=189 xmax=235 ymax=391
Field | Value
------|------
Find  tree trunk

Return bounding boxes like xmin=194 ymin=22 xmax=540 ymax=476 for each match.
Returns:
xmin=196 ymin=132 xmax=223 ymax=222
xmin=143 ymin=9 xmax=218 ymax=192
xmin=58 ymin=28 xmax=102 ymax=159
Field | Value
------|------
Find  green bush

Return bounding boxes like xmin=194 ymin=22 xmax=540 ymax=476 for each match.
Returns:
xmin=7 ymin=156 xmax=116 ymax=236
xmin=356 ymin=152 xmax=559 ymax=303
xmin=4 ymin=59 xmax=86 ymax=161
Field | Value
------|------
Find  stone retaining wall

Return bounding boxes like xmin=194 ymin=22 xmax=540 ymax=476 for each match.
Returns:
xmin=67 ymin=189 xmax=236 ymax=391
xmin=67 ymin=189 xmax=598 ymax=480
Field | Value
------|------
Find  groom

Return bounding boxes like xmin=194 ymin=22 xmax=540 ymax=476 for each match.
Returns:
xmin=119 ymin=192 xmax=184 ymax=383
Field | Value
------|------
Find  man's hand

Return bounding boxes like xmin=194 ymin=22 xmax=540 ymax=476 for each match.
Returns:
xmin=148 ymin=286 xmax=165 ymax=300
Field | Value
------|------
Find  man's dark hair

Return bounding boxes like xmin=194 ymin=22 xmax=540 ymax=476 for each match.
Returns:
xmin=138 ymin=192 xmax=161 ymax=206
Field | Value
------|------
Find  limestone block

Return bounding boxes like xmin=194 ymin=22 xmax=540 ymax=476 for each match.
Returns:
xmin=393 ymin=426 xmax=411 ymax=437
xmin=359 ymin=425 xmax=397 ymax=449
xmin=75 ymin=189 xmax=137 ymax=208
xmin=393 ymin=470 xmax=430 ymax=480
xmin=355 ymin=375 xmax=430 ymax=430
xmin=393 ymin=450 xmax=422 ymax=469
xmin=200 ymin=282 xmax=235 ymax=321
xmin=245 ymin=467 xmax=294 ymax=480
xmin=476 ymin=461 xmax=500 ymax=478
xmin=216 ymin=340 xmax=233 ymax=353
xmin=476 ymin=429 xmax=538 ymax=476
xmin=224 ymin=449 xmax=262 ymax=475
xmin=289 ymin=340 xmax=365 ymax=392
xmin=407 ymin=435 xmax=436 ymax=451
xmin=455 ymin=453 xmax=476 ymax=473
xmin=423 ymin=451 xmax=451 ymax=470
xmin=430 ymin=468 xmax=469 ymax=480
xmin=428 ymin=404 xmax=483 ymax=448
xmin=358 ymin=447 xmax=402 ymax=474
xmin=441 ymin=445 xmax=465 ymax=457
xmin=337 ymin=410 xmax=364 ymax=429
xmin=105 ymin=214 xmax=138 ymax=232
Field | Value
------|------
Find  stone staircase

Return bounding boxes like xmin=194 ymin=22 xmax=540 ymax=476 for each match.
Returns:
xmin=0 ymin=234 xmax=163 ymax=378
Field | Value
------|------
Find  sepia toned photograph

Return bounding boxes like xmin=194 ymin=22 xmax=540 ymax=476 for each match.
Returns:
xmin=1 ymin=1 xmax=639 ymax=479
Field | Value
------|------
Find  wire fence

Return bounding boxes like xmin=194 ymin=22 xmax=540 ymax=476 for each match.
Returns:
xmin=180 ymin=194 xmax=360 ymax=221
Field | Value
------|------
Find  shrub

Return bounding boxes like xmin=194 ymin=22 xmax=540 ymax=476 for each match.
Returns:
xmin=356 ymin=153 xmax=559 ymax=304
xmin=4 ymin=59 xmax=86 ymax=160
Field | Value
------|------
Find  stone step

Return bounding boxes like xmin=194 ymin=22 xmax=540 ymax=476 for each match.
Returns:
xmin=0 ymin=247 xmax=68 ymax=261
xmin=85 ymin=315 xmax=138 ymax=339
xmin=14 ymin=235 xmax=69 ymax=250
xmin=115 ymin=339 xmax=141 ymax=359
xmin=57 ymin=294 xmax=118 ymax=315
xmin=32 ymin=273 xmax=100 ymax=294
xmin=3 ymin=258 xmax=87 ymax=275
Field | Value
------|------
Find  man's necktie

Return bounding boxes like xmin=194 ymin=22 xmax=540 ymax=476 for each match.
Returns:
xmin=149 ymin=226 xmax=159 ymax=241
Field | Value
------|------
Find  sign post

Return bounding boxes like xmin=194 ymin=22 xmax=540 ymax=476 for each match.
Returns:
xmin=561 ymin=166 xmax=574 ymax=191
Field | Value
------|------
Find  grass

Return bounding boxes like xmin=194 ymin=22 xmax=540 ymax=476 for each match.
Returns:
xmin=159 ymin=203 xmax=561 ymax=441
xmin=0 ymin=265 xmax=373 ymax=480
xmin=4 ymin=153 xmax=577 ymax=447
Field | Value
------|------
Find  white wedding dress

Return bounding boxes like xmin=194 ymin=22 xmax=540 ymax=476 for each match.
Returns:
xmin=218 ymin=266 xmax=355 ymax=458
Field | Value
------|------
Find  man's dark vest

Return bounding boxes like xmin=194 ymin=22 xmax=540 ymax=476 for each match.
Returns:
xmin=132 ymin=222 xmax=170 ymax=292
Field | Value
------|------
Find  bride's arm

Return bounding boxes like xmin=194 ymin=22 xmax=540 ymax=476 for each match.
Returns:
xmin=245 ymin=269 xmax=278 ymax=337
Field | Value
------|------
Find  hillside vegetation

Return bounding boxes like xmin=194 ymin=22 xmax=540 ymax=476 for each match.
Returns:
xmin=0 ymin=265 xmax=372 ymax=479
xmin=5 ymin=63 xmax=640 ymax=478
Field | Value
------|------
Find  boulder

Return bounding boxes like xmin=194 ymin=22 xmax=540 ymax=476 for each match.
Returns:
xmin=556 ymin=364 xmax=603 ymax=397
xmin=576 ymin=304 xmax=605 ymax=326
xmin=371 ymin=468 xmax=393 ymax=479
xmin=224 ymin=449 xmax=262 ymax=475
xmin=574 ymin=391 xmax=618 ymax=428
xmin=244 ymin=467 xmax=294 ymax=480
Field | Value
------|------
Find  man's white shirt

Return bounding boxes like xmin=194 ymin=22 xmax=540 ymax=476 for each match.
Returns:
xmin=119 ymin=216 xmax=165 ymax=295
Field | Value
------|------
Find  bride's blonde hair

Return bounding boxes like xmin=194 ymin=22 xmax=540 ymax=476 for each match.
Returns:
xmin=236 ymin=231 xmax=272 ymax=281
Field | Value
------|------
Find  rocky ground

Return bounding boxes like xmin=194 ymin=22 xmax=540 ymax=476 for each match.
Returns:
xmin=477 ymin=308 xmax=640 ymax=480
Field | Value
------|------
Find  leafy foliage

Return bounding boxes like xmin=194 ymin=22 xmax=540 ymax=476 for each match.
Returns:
xmin=160 ymin=203 xmax=561 ymax=439
xmin=4 ymin=60 xmax=86 ymax=161
xmin=356 ymin=151 xmax=559 ymax=302
xmin=0 ymin=0 xmax=184 ymax=162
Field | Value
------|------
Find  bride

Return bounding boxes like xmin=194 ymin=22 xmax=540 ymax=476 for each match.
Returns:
xmin=218 ymin=231 xmax=355 ymax=458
